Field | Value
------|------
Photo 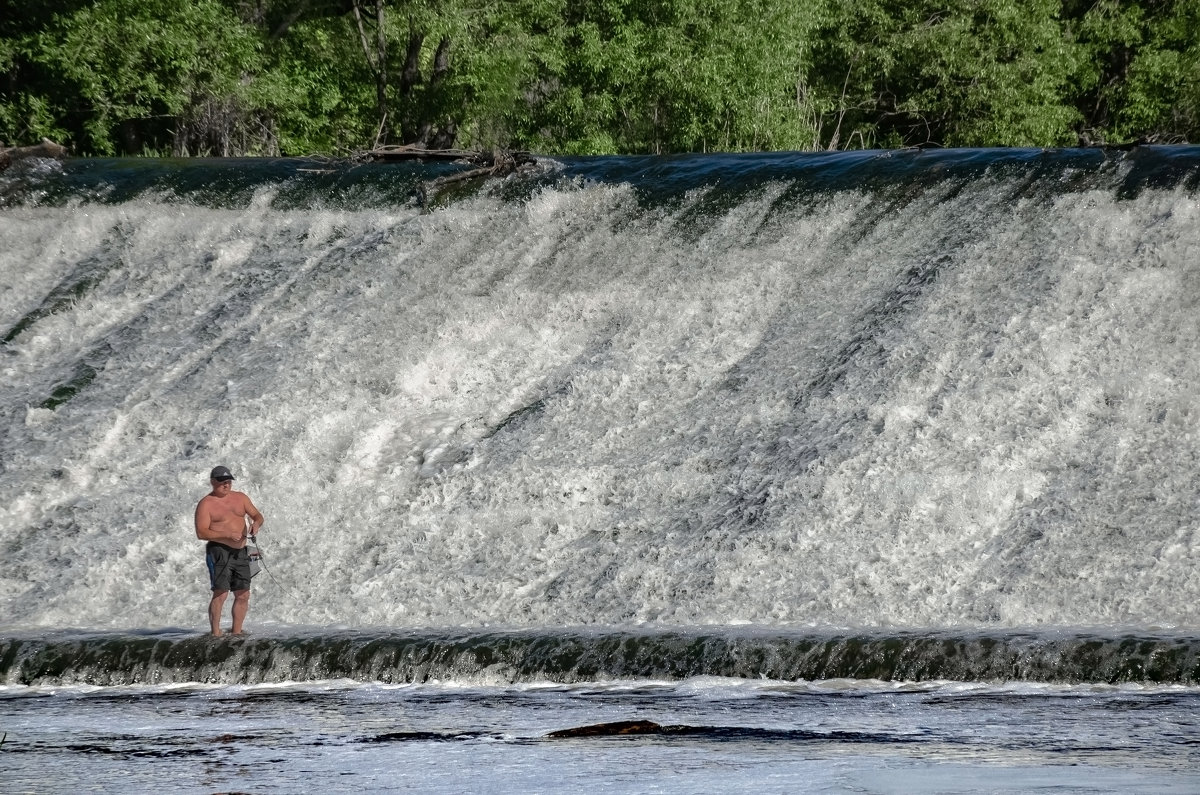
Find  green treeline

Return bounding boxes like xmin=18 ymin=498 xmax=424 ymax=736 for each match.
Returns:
xmin=1 ymin=0 xmax=1197 ymax=156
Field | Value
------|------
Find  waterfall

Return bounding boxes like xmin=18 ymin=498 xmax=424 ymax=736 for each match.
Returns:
xmin=2 ymin=148 xmax=1198 ymax=632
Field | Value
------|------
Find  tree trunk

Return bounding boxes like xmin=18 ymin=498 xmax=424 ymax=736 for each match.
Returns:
xmin=351 ymin=0 xmax=389 ymax=146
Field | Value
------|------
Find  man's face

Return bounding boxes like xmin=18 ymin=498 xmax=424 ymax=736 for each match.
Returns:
xmin=211 ymin=478 xmax=233 ymax=495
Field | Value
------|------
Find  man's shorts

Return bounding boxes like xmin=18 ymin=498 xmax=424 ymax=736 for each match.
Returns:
xmin=206 ymin=542 xmax=251 ymax=592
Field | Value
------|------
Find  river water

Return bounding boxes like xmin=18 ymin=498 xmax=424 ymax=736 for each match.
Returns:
xmin=2 ymin=147 xmax=1199 ymax=791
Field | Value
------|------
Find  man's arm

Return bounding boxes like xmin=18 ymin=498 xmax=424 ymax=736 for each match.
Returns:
xmin=244 ymin=496 xmax=264 ymax=536
xmin=195 ymin=498 xmax=214 ymax=540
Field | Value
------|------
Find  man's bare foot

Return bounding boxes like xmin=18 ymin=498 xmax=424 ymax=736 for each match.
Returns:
xmin=211 ymin=630 xmax=224 ymax=637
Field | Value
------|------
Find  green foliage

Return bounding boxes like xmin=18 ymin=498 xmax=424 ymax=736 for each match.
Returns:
xmin=644 ymin=0 xmax=825 ymax=152
xmin=1075 ymin=0 xmax=1200 ymax=143
xmin=902 ymin=0 xmax=1085 ymax=146
xmin=0 ymin=0 xmax=1196 ymax=155
xmin=8 ymin=0 xmax=264 ymax=154
xmin=0 ymin=34 xmax=66 ymax=145
xmin=259 ymin=18 xmax=378 ymax=155
xmin=382 ymin=0 xmax=568 ymax=150
xmin=514 ymin=0 xmax=824 ymax=154
xmin=805 ymin=0 xmax=1088 ymax=149
xmin=448 ymin=0 xmax=571 ymax=151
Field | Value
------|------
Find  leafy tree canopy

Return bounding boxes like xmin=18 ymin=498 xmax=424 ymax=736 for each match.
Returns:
xmin=0 ymin=0 xmax=1195 ymax=156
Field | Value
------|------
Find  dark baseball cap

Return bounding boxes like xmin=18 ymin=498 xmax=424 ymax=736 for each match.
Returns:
xmin=210 ymin=465 xmax=235 ymax=481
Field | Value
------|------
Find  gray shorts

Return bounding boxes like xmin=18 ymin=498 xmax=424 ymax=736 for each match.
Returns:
xmin=206 ymin=542 xmax=251 ymax=592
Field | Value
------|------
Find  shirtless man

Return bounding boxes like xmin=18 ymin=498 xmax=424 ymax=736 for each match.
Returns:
xmin=195 ymin=465 xmax=264 ymax=636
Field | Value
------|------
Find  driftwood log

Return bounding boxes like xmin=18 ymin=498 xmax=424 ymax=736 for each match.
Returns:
xmin=359 ymin=144 xmax=539 ymax=207
xmin=361 ymin=144 xmax=538 ymax=163
xmin=0 ymin=138 xmax=69 ymax=172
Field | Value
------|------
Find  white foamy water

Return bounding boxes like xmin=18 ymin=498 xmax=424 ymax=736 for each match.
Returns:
xmin=2 ymin=156 xmax=1199 ymax=632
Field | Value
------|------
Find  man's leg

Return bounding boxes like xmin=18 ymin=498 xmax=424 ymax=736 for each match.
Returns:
xmin=209 ymin=589 xmax=229 ymax=636
xmin=230 ymin=589 xmax=250 ymax=635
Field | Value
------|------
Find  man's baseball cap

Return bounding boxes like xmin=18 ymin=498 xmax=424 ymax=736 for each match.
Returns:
xmin=210 ymin=466 xmax=235 ymax=481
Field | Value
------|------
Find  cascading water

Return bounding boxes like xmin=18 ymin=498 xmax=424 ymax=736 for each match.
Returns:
xmin=1 ymin=147 xmax=1199 ymax=674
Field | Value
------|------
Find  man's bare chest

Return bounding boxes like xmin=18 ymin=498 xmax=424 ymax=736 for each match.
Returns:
xmin=205 ymin=496 xmax=245 ymax=523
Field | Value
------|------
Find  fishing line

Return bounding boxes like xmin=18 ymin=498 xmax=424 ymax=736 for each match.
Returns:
xmin=248 ymin=534 xmax=303 ymax=601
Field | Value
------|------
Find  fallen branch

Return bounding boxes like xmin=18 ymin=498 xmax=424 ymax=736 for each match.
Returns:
xmin=368 ymin=147 xmax=541 ymax=207
xmin=358 ymin=143 xmax=532 ymax=166
xmin=0 ymin=138 xmax=68 ymax=172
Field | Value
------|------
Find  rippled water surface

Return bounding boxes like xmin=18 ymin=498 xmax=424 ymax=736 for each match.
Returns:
xmin=4 ymin=678 xmax=1199 ymax=793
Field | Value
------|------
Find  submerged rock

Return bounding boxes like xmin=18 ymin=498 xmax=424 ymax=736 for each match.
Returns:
xmin=546 ymin=720 xmax=665 ymax=738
